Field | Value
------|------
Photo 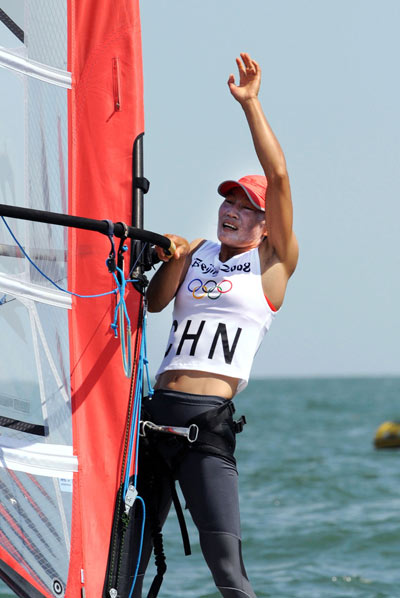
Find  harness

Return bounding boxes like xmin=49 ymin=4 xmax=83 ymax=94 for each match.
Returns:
xmin=138 ymin=399 xmax=246 ymax=598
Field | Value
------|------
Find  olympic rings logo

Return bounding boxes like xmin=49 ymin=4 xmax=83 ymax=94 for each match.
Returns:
xmin=187 ymin=278 xmax=233 ymax=300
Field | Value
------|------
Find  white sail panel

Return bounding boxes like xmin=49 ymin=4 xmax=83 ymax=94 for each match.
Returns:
xmin=0 ymin=2 xmax=72 ymax=596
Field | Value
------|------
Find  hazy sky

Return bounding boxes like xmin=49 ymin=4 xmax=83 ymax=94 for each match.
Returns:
xmin=139 ymin=0 xmax=400 ymax=378
xmin=1 ymin=1 xmax=399 ymax=378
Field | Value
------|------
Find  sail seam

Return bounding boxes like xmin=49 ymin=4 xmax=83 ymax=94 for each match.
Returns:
xmin=53 ymin=473 xmax=72 ymax=554
xmin=0 ymin=46 xmax=72 ymax=88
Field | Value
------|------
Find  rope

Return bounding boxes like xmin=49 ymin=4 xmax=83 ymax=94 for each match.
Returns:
xmin=128 ymin=496 xmax=146 ymax=598
xmin=107 ymin=300 xmax=144 ymax=594
xmin=1 ymin=216 xmax=117 ymax=299
xmin=110 ymin=266 xmax=132 ymax=377
xmin=122 ymin=303 xmax=153 ymax=597
xmin=1 ymin=215 xmax=146 ymax=378
xmin=123 ymin=302 xmax=153 ymax=496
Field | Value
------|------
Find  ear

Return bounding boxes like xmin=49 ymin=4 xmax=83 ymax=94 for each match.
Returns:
xmin=261 ymin=220 xmax=268 ymax=237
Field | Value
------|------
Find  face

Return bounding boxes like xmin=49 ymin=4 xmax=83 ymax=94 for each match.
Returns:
xmin=217 ymin=187 xmax=267 ymax=253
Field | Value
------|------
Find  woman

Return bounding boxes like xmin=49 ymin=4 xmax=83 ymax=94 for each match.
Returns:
xmin=134 ymin=52 xmax=298 ymax=598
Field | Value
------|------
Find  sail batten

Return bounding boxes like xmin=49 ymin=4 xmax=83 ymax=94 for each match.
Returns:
xmin=0 ymin=47 xmax=71 ymax=87
xmin=0 ymin=438 xmax=77 ymax=478
xmin=0 ymin=273 xmax=72 ymax=308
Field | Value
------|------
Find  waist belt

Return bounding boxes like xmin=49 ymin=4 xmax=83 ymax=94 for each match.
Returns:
xmin=187 ymin=399 xmax=246 ymax=458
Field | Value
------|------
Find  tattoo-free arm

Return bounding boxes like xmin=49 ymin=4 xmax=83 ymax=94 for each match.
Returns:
xmin=146 ymin=237 xmax=203 ymax=312
xmin=229 ymin=53 xmax=297 ymax=270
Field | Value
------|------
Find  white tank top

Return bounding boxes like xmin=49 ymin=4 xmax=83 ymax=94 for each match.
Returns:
xmin=155 ymin=240 xmax=277 ymax=393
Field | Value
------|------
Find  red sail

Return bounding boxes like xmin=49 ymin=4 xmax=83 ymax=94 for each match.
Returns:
xmin=67 ymin=1 xmax=144 ymax=597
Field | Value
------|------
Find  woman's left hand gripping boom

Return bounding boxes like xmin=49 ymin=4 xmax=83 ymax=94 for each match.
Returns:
xmin=147 ymin=235 xmax=195 ymax=313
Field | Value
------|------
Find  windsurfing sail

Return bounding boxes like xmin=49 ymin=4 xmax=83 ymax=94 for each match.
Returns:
xmin=0 ymin=2 xmax=156 ymax=597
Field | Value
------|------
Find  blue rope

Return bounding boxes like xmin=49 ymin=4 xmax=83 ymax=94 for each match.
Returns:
xmin=128 ymin=496 xmax=146 ymax=598
xmin=1 ymin=216 xmax=145 ymax=378
xmin=123 ymin=306 xmax=152 ymax=496
xmin=109 ymin=265 xmax=132 ymax=377
xmin=142 ymin=313 xmax=154 ymax=400
xmin=1 ymin=216 xmax=118 ymax=299
xmin=122 ymin=304 xmax=154 ymax=597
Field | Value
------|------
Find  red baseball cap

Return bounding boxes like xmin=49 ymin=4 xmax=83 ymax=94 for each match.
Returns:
xmin=217 ymin=175 xmax=267 ymax=211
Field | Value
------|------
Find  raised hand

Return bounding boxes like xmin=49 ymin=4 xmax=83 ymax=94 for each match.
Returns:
xmin=228 ymin=52 xmax=261 ymax=105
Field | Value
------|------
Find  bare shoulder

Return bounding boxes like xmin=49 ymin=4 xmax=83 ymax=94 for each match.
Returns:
xmin=189 ymin=238 xmax=206 ymax=252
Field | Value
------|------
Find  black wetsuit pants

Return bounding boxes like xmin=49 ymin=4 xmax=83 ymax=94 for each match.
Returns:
xmin=127 ymin=389 xmax=257 ymax=598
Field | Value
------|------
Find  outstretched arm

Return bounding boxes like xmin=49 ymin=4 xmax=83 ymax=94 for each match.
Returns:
xmin=229 ymin=53 xmax=297 ymax=271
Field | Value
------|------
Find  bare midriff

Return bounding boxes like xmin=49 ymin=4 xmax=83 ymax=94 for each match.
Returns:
xmin=154 ymin=369 xmax=239 ymax=399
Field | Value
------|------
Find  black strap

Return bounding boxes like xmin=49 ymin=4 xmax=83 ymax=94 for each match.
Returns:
xmin=187 ymin=399 xmax=235 ymax=428
xmin=147 ymin=522 xmax=166 ymax=598
xmin=170 ymin=480 xmax=191 ymax=556
xmin=234 ymin=415 xmax=247 ymax=434
xmin=187 ymin=400 xmax=246 ymax=460
xmin=103 ymin=219 xmax=117 ymax=272
xmin=188 ymin=399 xmax=246 ymax=436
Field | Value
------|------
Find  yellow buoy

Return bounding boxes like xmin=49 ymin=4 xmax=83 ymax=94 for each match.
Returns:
xmin=374 ymin=421 xmax=400 ymax=449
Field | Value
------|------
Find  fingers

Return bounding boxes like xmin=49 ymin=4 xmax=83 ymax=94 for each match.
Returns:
xmin=154 ymin=246 xmax=170 ymax=262
xmin=229 ymin=53 xmax=259 ymax=91
xmin=168 ymin=239 xmax=177 ymax=256
xmin=236 ymin=56 xmax=247 ymax=79
xmin=227 ymin=72 xmax=236 ymax=87
xmin=166 ymin=239 xmax=178 ymax=259
xmin=155 ymin=235 xmax=189 ymax=262
xmin=237 ymin=52 xmax=259 ymax=76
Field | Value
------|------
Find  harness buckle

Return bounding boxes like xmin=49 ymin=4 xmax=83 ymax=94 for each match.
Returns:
xmin=234 ymin=415 xmax=247 ymax=434
xmin=187 ymin=423 xmax=199 ymax=443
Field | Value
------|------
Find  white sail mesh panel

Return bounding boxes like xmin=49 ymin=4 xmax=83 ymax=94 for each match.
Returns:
xmin=26 ymin=0 xmax=67 ymax=69
xmin=0 ymin=67 xmax=25 ymax=278
xmin=0 ymin=1 xmax=73 ymax=596
xmin=27 ymin=77 xmax=68 ymax=287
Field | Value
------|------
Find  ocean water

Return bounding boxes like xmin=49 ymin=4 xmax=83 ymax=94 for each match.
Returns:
xmin=1 ymin=377 xmax=399 ymax=598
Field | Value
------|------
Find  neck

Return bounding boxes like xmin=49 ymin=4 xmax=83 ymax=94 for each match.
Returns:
xmin=219 ymin=237 xmax=267 ymax=262
xmin=218 ymin=244 xmax=254 ymax=262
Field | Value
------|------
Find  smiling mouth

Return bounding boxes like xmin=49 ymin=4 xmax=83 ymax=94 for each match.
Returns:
xmin=223 ymin=222 xmax=238 ymax=231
